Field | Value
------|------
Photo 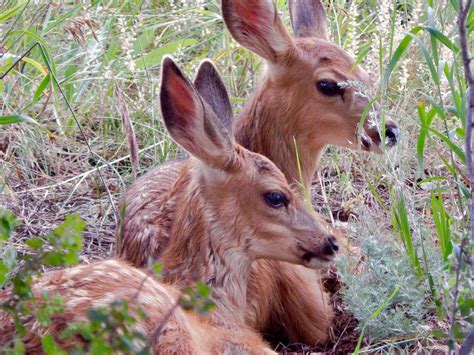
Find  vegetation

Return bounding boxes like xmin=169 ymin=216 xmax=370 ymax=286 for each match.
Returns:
xmin=1 ymin=0 xmax=472 ymax=353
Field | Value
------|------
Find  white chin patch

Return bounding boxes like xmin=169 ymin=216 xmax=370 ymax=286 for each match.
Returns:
xmin=304 ymin=257 xmax=335 ymax=270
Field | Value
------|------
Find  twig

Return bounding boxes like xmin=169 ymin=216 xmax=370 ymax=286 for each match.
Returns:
xmin=448 ymin=241 xmax=465 ymax=352
xmin=458 ymin=0 xmax=473 ymax=240
xmin=149 ymin=301 xmax=180 ymax=346
xmin=453 ymin=1 xmax=473 ymax=353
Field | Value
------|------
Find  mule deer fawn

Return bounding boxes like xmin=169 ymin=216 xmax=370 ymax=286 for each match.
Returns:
xmin=1 ymin=57 xmax=337 ymax=353
xmin=117 ymin=0 xmax=400 ymax=345
xmin=0 ymin=260 xmax=278 ymax=354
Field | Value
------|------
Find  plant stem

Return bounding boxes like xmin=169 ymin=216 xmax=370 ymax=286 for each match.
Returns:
xmin=453 ymin=1 xmax=473 ymax=352
xmin=458 ymin=0 xmax=473 ymax=242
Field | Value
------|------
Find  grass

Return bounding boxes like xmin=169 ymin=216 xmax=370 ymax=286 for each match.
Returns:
xmin=1 ymin=0 xmax=472 ymax=353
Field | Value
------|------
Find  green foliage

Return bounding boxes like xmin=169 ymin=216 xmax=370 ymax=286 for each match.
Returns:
xmin=62 ymin=301 xmax=150 ymax=354
xmin=0 ymin=210 xmax=215 ymax=353
xmin=338 ymin=210 xmax=432 ymax=342
xmin=0 ymin=115 xmax=37 ymax=125
xmin=334 ymin=0 xmax=472 ymax=350
xmin=180 ymin=282 xmax=215 ymax=315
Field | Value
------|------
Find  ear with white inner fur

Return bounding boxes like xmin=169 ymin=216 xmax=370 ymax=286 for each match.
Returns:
xmin=160 ymin=56 xmax=237 ymax=170
xmin=194 ymin=60 xmax=233 ymax=134
xmin=222 ymin=0 xmax=293 ymax=63
xmin=288 ymin=0 xmax=328 ymax=40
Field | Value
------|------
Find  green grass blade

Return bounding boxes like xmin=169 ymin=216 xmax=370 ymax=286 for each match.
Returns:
xmin=409 ymin=32 xmax=440 ymax=85
xmin=0 ymin=115 xmax=37 ymax=125
xmin=353 ymin=286 xmax=400 ymax=354
xmin=427 ymin=126 xmax=466 ymax=163
xmin=384 ymin=26 xmax=423 ymax=87
xmin=417 ymin=103 xmax=428 ymax=171
xmin=431 ymin=185 xmax=453 ymax=262
xmin=391 ymin=192 xmax=424 ymax=279
xmin=33 ymin=74 xmax=51 ymax=104
xmin=0 ymin=1 xmax=28 ymax=22
xmin=367 ymin=180 xmax=389 ymax=211
xmin=425 ymin=26 xmax=460 ymax=53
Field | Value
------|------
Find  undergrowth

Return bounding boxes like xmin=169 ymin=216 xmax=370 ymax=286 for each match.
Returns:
xmin=0 ymin=0 xmax=472 ymax=353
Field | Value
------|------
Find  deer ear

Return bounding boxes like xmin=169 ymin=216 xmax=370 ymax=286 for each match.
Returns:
xmin=160 ymin=56 xmax=236 ymax=170
xmin=222 ymin=0 xmax=292 ymax=63
xmin=194 ymin=60 xmax=233 ymax=134
xmin=289 ymin=0 xmax=328 ymax=40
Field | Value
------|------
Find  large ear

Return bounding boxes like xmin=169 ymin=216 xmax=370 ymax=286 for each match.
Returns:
xmin=222 ymin=0 xmax=293 ymax=63
xmin=194 ymin=60 xmax=233 ymax=134
xmin=160 ymin=56 xmax=236 ymax=170
xmin=289 ymin=0 xmax=328 ymax=40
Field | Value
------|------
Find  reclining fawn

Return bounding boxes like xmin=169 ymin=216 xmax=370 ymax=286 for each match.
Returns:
xmin=0 ymin=57 xmax=337 ymax=353
xmin=118 ymin=0 xmax=400 ymax=345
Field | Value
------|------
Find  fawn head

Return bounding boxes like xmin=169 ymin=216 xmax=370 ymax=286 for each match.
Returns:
xmin=160 ymin=57 xmax=338 ymax=268
xmin=222 ymin=0 xmax=399 ymax=152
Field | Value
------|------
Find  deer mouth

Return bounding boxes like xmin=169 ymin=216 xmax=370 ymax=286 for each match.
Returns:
xmin=359 ymin=130 xmax=383 ymax=153
xmin=359 ymin=120 xmax=399 ymax=152
xmin=299 ymin=246 xmax=335 ymax=269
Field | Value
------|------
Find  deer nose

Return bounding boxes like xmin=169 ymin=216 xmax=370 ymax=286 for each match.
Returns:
xmin=323 ymin=236 xmax=339 ymax=256
xmin=385 ymin=125 xmax=399 ymax=147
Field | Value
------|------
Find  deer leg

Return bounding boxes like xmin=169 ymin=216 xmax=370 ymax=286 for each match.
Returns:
xmin=275 ymin=263 xmax=333 ymax=346
xmin=245 ymin=260 xmax=333 ymax=346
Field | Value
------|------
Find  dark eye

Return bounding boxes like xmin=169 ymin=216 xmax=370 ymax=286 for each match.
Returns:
xmin=316 ymin=80 xmax=344 ymax=97
xmin=263 ymin=192 xmax=288 ymax=208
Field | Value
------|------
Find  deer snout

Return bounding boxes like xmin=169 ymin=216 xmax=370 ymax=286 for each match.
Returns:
xmin=323 ymin=235 xmax=339 ymax=256
xmin=385 ymin=121 xmax=399 ymax=147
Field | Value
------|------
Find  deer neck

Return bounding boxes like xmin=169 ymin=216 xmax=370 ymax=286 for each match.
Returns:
xmin=161 ymin=166 xmax=251 ymax=323
xmin=234 ymin=73 xmax=326 ymax=191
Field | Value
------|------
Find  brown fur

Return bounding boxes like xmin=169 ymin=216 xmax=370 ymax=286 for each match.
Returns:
xmin=118 ymin=0 xmax=399 ymax=345
xmin=1 ymin=71 xmax=338 ymax=350
xmin=0 ymin=260 xmax=274 ymax=354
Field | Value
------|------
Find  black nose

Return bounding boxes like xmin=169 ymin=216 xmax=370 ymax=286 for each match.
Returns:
xmin=385 ymin=126 xmax=399 ymax=146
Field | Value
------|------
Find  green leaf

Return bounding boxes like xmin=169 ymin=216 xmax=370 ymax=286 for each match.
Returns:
xmin=41 ymin=251 xmax=64 ymax=266
xmin=427 ymin=126 xmax=466 ymax=163
xmin=33 ymin=74 xmax=51 ymax=104
xmin=384 ymin=26 xmax=423 ymax=87
xmin=136 ymin=39 xmax=197 ymax=69
xmin=0 ymin=210 xmax=18 ymax=241
xmin=432 ymin=330 xmax=449 ymax=339
xmin=0 ymin=261 xmax=8 ymax=285
xmin=390 ymin=192 xmax=423 ymax=278
xmin=25 ymin=238 xmax=44 ymax=250
xmin=431 ymin=185 xmax=453 ymax=262
xmin=21 ymin=56 xmax=48 ymax=75
xmin=64 ymin=65 xmax=78 ymax=103
xmin=152 ymin=263 xmax=163 ymax=276
xmin=367 ymin=180 xmax=388 ymax=211
xmin=417 ymin=103 xmax=427 ymax=170
xmin=409 ymin=32 xmax=439 ymax=85
xmin=42 ymin=335 xmax=66 ymax=355
xmin=0 ymin=115 xmax=37 ymax=125
xmin=196 ymin=282 xmax=212 ymax=298
xmin=0 ymin=1 xmax=28 ymax=22
xmin=425 ymin=26 xmax=460 ymax=52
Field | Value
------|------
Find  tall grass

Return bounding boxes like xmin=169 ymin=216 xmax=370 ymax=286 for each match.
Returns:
xmin=1 ymin=0 xmax=472 ymax=352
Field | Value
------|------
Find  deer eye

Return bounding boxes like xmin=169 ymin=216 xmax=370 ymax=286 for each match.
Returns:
xmin=316 ymin=81 xmax=344 ymax=97
xmin=263 ymin=192 xmax=288 ymax=209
